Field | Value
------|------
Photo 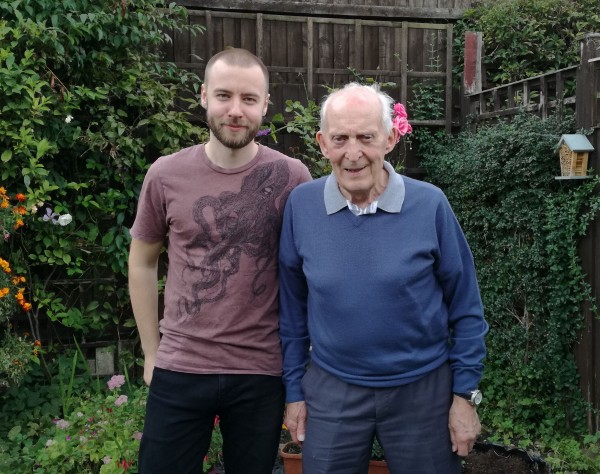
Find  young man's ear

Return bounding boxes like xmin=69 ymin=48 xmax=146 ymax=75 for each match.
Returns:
xmin=200 ymin=84 xmax=208 ymax=109
xmin=262 ymin=93 xmax=270 ymax=117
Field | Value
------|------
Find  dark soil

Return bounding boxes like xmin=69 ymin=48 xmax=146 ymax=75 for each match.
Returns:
xmin=462 ymin=442 xmax=548 ymax=474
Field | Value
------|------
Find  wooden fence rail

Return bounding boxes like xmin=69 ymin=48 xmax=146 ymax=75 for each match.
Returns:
xmin=462 ymin=65 xmax=579 ymax=124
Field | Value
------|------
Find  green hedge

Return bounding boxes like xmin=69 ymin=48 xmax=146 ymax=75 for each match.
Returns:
xmin=0 ymin=0 xmax=207 ymax=344
xmin=423 ymin=113 xmax=600 ymax=448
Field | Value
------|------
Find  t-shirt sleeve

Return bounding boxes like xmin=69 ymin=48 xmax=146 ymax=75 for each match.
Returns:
xmin=130 ymin=161 xmax=168 ymax=243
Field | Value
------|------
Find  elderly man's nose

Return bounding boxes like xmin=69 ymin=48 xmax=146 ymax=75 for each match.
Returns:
xmin=345 ymin=140 xmax=362 ymax=160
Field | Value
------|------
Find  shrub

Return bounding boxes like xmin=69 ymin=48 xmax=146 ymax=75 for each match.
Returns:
xmin=423 ymin=113 xmax=600 ymax=461
xmin=454 ymin=0 xmax=600 ymax=86
xmin=0 ymin=0 xmax=208 ymax=342
xmin=33 ymin=374 xmax=147 ymax=474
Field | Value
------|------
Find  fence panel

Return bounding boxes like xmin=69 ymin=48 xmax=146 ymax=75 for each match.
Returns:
xmin=167 ymin=7 xmax=456 ymax=176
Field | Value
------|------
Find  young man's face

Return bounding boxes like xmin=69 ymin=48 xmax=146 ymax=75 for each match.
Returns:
xmin=201 ymin=60 xmax=269 ymax=150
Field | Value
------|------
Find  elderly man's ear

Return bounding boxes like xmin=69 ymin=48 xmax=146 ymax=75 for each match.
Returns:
xmin=387 ymin=128 xmax=399 ymax=151
xmin=316 ymin=131 xmax=329 ymax=158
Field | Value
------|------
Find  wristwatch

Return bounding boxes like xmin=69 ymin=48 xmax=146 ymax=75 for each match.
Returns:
xmin=454 ymin=390 xmax=482 ymax=407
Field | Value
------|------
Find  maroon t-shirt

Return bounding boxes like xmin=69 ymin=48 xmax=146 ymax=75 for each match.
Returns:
xmin=130 ymin=144 xmax=311 ymax=375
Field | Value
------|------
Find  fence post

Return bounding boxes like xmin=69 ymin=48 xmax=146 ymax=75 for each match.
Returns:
xmin=575 ymin=32 xmax=600 ymax=433
xmin=461 ymin=31 xmax=483 ymax=126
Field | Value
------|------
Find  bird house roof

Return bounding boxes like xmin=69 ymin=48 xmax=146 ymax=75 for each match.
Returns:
xmin=557 ymin=134 xmax=595 ymax=152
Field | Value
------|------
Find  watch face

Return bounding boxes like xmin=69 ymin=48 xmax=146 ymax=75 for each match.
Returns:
xmin=472 ymin=390 xmax=483 ymax=405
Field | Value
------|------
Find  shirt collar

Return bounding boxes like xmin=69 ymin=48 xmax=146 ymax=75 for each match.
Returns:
xmin=324 ymin=161 xmax=406 ymax=215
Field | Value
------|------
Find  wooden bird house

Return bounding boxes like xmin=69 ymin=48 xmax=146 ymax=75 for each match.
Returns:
xmin=557 ymin=134 xmax=594 ymax=177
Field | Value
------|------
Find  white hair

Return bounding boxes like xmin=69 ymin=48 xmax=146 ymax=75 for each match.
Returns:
xmin=319 ymin=82 xmax=394 ymax=134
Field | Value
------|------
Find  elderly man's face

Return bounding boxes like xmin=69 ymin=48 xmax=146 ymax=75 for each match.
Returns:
xmin=316 ymin=92 xmax=396 ymax=208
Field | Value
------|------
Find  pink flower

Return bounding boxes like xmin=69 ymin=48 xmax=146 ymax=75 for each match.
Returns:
xmin=114 ymin=394 xmax=128 ymax=407
xmin=107 ymin=374 xmax=125 ymax=390
xmin=55 ymin=419 xmax=70 ymax=430
xmin=132 ymin=431 xmax=143 ymax=440
xmin=392 ymin=102 xmax=412 ymax=143
xmin=393 ymin=103 xmax=408 ymax=119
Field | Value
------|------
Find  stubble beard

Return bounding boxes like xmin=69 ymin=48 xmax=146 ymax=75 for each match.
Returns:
xmin=207 ymin=115 xmax=261 ymax=150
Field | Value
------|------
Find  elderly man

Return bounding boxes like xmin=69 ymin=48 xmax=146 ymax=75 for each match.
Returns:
xmin=279 ymin=82 xmax=488 ymax=474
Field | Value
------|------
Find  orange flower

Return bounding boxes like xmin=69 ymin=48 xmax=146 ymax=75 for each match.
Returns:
xmin=12 ymin=276 xmax=25 ymax=285
xmin=15 ymin=193 xmax=26 ymax=202
xmin=0 ymin=258 xmax=11 ymax=273
xmin=14 ymin=219 xmax=24 ymax=229
xmin=0 ymin=288 xmax=9 ymax=298
xmin=0 ymin=199 xmax=8 ymax=209
xmin=34 ymin=340 xmax=41 ymax=347
xmin=14 ymin=205 xmax=27 ymax=215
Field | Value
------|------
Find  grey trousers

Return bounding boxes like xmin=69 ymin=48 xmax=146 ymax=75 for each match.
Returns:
xmin=300 ymin=362 xmax=462 ymax=474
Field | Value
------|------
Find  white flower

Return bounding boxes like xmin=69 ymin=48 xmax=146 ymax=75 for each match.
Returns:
xmin=45 ymin=439 xmax=56 ymax=447
xmin=103 ymin=456 xmax=112 ymax=465
xmin=65 ymin=115 xmax=73 ymax=123
xmin=57 ymin=214 xmax=72 ymax=226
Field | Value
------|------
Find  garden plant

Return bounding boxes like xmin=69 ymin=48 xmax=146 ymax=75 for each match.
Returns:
xmin=2 ymin=0 xmax=600 ymax=472
xmin=423 ymin=113 xmax=600 ymax=472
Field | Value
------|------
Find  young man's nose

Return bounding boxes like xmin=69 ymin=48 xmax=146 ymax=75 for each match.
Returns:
xmin=228 ymin=98 xmax=243 ymax=117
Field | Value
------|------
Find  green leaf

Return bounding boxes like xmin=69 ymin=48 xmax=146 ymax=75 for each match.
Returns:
xmin=36 ymin=139 xmax=51 ymax=159
xmin=1 ymin=150 xmax=12 ymax=162
xmin=102 ymin=232 xmax=115 ymax=246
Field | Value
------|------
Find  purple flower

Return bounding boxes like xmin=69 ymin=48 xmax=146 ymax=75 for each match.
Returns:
xmin=256 ymin=128 xmax=270 ymax=137
xmin=107 ymin=374 xmax=125 ymax=390
xmin=43 ymin=207 xmax=59 ymax=224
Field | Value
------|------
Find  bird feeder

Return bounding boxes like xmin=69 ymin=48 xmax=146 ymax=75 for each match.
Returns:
xmin=557 ymin=134 xmax=594 ymax=177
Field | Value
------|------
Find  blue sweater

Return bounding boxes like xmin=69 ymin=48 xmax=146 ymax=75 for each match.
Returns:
xmin=279 ymin=170 xmax=488 ymax=403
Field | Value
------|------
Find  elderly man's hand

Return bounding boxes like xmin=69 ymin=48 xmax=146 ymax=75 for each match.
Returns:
xmin=449 ymin=396 xmax=481 ymax=456
xmin=284 ymin=401 xmax=307 ymax=443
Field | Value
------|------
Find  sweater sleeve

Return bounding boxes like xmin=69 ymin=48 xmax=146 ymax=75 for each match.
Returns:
xmin=279 ymin=193 xmax=311 ymax=403
xmin=434 ymin=194 xmax=488 ymax=393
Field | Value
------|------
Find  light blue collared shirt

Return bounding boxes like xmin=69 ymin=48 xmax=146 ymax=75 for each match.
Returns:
xmin=323 ymin=161 xmax=406 ymax=215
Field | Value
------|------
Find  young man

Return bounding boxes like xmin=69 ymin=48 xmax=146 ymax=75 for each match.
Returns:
xmin=279 ymin=83 xmax=488 ymax=473
xmin=128 ymin=48 xmax=311 ymax=474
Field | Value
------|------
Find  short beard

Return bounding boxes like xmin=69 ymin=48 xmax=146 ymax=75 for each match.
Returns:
xmin=207 ymin=115 xmax=260 ymax=150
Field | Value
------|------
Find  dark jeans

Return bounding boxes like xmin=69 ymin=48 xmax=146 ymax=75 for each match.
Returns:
xmin=139 ymin=367 xmax=285 ymax=474
xmin=301 ymin=363 xmax=461 ymax=474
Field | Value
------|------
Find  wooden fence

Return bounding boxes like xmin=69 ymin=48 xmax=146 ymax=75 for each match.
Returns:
xmin=166 ymin=1 xmax=469 ymax=176
xmin=462 ymin=33 xmax=600 ymax=431
xmin=461 ymin=65 xmax=579 ymax=124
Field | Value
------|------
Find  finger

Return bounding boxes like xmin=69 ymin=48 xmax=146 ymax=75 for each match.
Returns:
xmin=297 ymin=416 xmax=306 ymax=442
